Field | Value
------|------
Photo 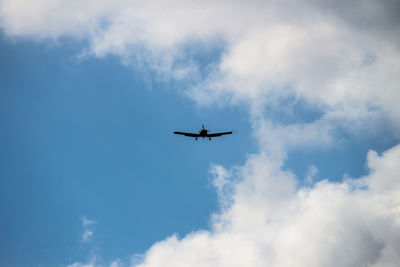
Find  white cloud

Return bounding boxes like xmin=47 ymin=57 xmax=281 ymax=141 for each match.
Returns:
xmin=1 ymin=1 xmax=399 ymax=134
xmin=82 ymin=229 xmax=94 ymax=243
xmin=133 ymin=144 xmax=400 ymax=267
xmin=252 ymin=118 xmax=335 ymax=159
xmin=82 ymin=216 xmax=96 ymax=227
xmin=305 ymin=165 xmax=318 ymax=184
xmin=66 ymin=254 xmax=122 ymax=267
xmin=64 ymin=145 xmax=400 ymax=266
xmin=67 ymin=263 xmax=95 ymax=267
xmin=81 ymin=216 xmax=96 ymax=243
xmin=6 ymin=0 xmax=400 ymax=157
xmin=109 ymin=259 xmax=122 ymax=267
xmin=66 ymin=260 xmax=117 ymax=267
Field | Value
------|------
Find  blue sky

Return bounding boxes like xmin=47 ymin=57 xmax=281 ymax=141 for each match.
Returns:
xmin=1 ymin=1 xmax=400 ymax=267
xmin=0 ymin=37 xmax=255 ymax=266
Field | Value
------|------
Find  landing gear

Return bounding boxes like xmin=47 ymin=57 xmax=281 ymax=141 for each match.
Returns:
xmin=209 ymin=138 xmax=212 ymax=140
xmin=195 ymin=138 xmax=197 ymax=140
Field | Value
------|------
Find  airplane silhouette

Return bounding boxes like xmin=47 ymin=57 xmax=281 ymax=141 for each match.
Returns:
xmin=174 ymin=124 xmax=232 ymax=140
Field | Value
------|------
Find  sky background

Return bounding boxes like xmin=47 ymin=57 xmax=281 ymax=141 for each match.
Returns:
xmin=1 ymin=1 xmax=400 ymax=267
xmin=0 ymin=37 xmax=254 ymax=266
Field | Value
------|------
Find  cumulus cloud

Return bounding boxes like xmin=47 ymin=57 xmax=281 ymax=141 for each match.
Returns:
xmin=134 ymin=145 xmax=400 ymax=267
xmin=2 ymin=1 xmax=400 ymax=266
xmin=65 ymin=146 xmax=400 ymax=267
xmin=2 ymin=0 xmax=399 ymax=159
xmin=1 ymin=0 xmax=400 ymax=133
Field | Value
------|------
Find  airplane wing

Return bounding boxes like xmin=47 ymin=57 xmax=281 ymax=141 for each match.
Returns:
xmin=207 ymin=131 xmax=233 ymax=137
xmin=174 ymin=131 xmax=200 ymax=137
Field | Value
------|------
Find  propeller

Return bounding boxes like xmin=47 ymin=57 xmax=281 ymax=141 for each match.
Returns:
xmin=201 ymin=124 xmax=209 ymax=133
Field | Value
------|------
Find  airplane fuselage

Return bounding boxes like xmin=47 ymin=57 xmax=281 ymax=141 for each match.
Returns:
xmin=199 ymin=129 xmax=208 ymax=137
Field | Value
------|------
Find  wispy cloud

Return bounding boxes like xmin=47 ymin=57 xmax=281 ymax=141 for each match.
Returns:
xmin=80 ymin=216 xmax=96 ymax=243
xmin=67 ymin=263 xmax=95 ymax=267
xmin=305 ymin=165 xmax=318 ymax=184
xmin=66 ymin=257 xmax=123 ymax=267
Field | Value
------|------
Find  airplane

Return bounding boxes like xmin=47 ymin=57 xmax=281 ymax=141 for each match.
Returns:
xmin=174 ymin=124 xmax=233 ymax=140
